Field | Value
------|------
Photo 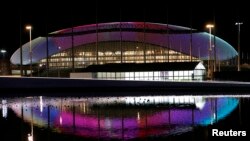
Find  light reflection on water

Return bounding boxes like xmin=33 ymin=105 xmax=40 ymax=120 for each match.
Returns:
xmin=0 ymin=96 xmax=240 ymax=140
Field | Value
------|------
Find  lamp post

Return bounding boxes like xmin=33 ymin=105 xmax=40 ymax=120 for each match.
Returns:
xmin=235 ymin=22 xmax=243 ymax=71
xmin=0 ymin=49 xmax=6 ymax=58
xmin=0 ymin=49 xmax=6 ymax=74
xmin=26 ymin=25 xmax=32 ymax=76
xmin=206 ymin=24 xmax=214 ymax=78
xmin=58 ymin=46 xmax=61 ymax=77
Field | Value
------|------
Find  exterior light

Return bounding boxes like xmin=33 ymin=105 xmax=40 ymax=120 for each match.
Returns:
xmin=206 ymin=24 xmax=214 ymax=28
xmin=26 ymin=25 xmax=32 ymax=30
xmin=26 ymin=25 xmax=32 ymax=76
xmin=235 ymin=22 xmax=243 ymax=71
xmin=0 ymin=49 xmax=6 ymax=53
xmin=0 ymin=49 xmax=6 ymax=59
xmin=206 ymin=24 xmax=214 ymax=78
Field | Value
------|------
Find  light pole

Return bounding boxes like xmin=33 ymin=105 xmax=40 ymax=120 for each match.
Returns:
xmin=206 ymin=24 xmax=214 ymax=78
xmin=58 ymin=46 xmax=61 ymax=77
xmin=26 ymin=25 xmax=32 ymax=76
xmin=0 ymin=49 xmax=6 ymax=74
xmin=0 ymin=49 xmax=6 ymax=58
xmin=235 ymin=22 xmax=243 ymax=71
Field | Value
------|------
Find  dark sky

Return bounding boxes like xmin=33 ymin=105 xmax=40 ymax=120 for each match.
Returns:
xmin=0 ymin=1 xmax=249 ymax=59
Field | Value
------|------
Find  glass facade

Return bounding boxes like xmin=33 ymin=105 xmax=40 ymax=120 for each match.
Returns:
xmin=40 ymin=41 xmax=199 ymax=69
xmin=95 ymin=69 xmax=205 ymax=81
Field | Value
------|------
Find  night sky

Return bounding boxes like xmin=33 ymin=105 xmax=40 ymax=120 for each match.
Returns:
xmin=0 ymin=1 xmax=249 ymax=59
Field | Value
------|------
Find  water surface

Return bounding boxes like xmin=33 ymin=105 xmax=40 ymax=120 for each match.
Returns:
xmin=1 ymin=95 xmax=249 ymax=141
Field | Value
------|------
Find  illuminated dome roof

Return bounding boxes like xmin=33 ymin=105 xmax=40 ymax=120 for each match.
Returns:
xmin=11 ymin=22 xmax=237 ymax=65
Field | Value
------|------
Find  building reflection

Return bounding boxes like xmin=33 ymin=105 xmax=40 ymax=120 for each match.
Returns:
xmin=4 ymin=96 xmax=239 ymax=140
xmin=1 ymin=99 xmax=7 ymax=118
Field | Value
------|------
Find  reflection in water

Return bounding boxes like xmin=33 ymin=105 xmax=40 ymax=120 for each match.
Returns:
xmin=1 ymin=96 xmax=239 ymax=140
xmin=40 ymin=96 xmax=43 ymax=113
xmin=1 ymin=99 xmax=7 ymax=118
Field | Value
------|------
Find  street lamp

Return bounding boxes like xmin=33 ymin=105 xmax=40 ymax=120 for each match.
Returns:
xmin=58 ymin=46 xmax=61 ymax=77
xmin=235 ymin=22 xmax=243 ymax=71
xmin=0 ymin=49 xmax=6 ymax=58
xmin=206 ymin=24 xmax=214 ymax=78
xmin=0 ymin=49 xmax=6 ymax=74
xmin=26 ymin=25 xmax=32 ymax=76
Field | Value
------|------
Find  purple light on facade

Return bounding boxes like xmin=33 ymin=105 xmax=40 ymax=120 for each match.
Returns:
xmin=10 ymin=22 xmax=237 ymax=65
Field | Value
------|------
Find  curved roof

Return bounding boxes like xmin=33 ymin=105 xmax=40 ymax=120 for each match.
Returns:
xmin=50 ymin=22 xmax=193 ymax=35
xmin=11 ymin=22 xmax=237 ymax=65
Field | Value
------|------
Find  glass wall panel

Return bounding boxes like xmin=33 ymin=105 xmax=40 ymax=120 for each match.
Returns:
xmin=39 ymin=41 xmax=200 ymax=69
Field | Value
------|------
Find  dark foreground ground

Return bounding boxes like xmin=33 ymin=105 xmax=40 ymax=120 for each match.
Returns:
xmin=1 ymin=77 xmax=250 ymax=97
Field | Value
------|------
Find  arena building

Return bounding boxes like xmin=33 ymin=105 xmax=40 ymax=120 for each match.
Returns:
xmin=10 ymin=22 xmax=237 ymax=80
